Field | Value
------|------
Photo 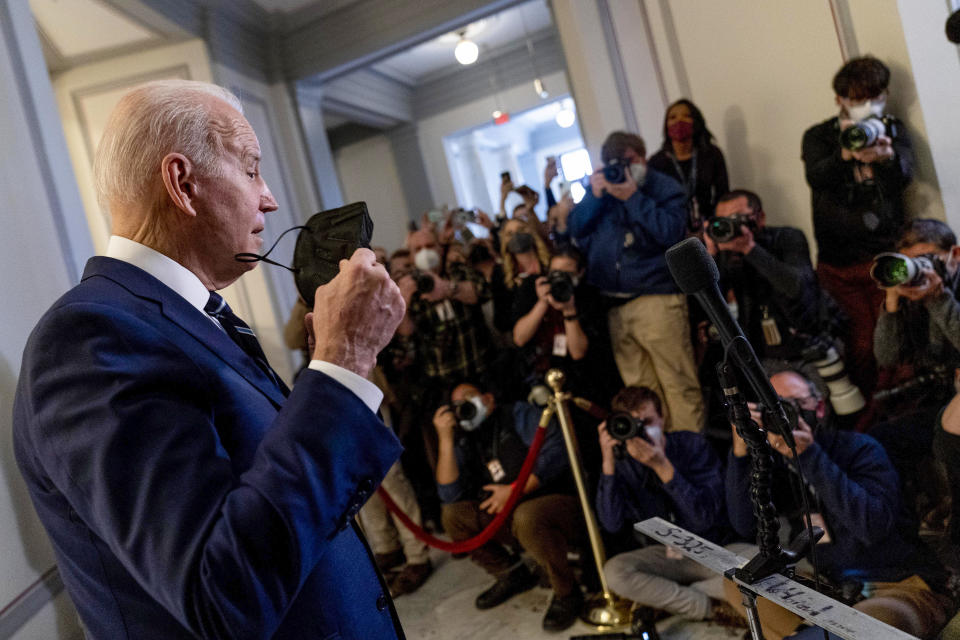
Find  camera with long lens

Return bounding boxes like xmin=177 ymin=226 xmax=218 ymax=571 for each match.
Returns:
xmin=801 ymin=335 xmax=865 ymax=415
xmin=607 ymin=412 xmax=649 ymax=442
xmin=706 ymin=215 xmax=756 ymax=243
xmin=873 ymin=365 xmax=953 ymax=404
xmin=547 ymin=270 xmax=575 ymax=303
xmin=870 ymin=252 xmax=942 ymax=288
xmin=839 ymin=115 xmax=898 ymax=151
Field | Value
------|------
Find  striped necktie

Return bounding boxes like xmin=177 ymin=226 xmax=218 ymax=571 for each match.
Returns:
xmin=205 ymin=292 xmax=288 ymax=395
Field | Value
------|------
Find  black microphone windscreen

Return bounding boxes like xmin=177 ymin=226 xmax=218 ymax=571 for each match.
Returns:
xmin=948 ymin=9 xmax=960 ymax=44
xmin=665 ymin=237 xmax=719 ymax=294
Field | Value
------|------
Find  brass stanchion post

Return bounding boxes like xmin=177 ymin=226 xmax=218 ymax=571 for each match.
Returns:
xmin=544 ymin=369 xmax=631 ymax=628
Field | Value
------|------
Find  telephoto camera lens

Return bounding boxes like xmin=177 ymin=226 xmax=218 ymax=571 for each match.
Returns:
xmin=839 ymin=116 xmax=887 ymax=151
xmin=607 ymin=412 xmax=647 ymax=442
xmin=454 ymin=400 xmax=477 ymax=422
xmin=603 ymin=159 xmax=628 ymax=184
xmin=870 ymin=252 xmax=934 ymax=288
xmin=547 ymin=270 xmax=575 ymax=303
xmin=705 ymin=216 xmax=743 ymax=243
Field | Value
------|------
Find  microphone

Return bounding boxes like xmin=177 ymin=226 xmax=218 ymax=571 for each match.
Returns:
xmin=665 ymin=238 xmax=795 ymax=447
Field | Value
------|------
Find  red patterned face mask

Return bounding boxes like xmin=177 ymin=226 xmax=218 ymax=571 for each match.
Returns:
xmin=667 ymin=120 xmax=694 ymax=142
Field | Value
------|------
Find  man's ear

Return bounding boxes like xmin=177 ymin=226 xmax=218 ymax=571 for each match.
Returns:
xmin=161 ymin=153 xmax=198 ymax=217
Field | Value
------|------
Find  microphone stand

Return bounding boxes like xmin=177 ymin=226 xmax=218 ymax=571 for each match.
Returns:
xmin=717 ymin=362 xmax=822 ymax=640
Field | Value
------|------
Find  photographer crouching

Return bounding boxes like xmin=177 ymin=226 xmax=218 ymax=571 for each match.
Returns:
xmin=702 ymin=189 xmax=862 ymax=429
xmin=870 ymin=219 xmax=960 ymax=524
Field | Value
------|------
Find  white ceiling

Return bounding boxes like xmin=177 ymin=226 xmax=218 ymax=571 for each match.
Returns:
xmin=371 ymin=0 xmax=552 ymax=84
xmin=30 ymin=0 xmax=158 ymax=59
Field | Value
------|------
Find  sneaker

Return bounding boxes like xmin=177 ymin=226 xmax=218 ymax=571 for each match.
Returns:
xmin=374 ymin=550 xmax=405 ymax=573
xmin=475 ymin=564 xmax=539 ymax=610
xmin=709 ymin=597 xmax=749 ymax=628
xmin=388 ymin=562 xmax=432 ymax=597
xmin=542 ymin=588 xmax=583 ymax=632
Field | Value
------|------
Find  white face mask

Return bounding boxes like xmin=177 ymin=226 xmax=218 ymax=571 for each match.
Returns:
xmin=630 ymin=162 xmax=646 ymax=186
xmin=643 ymin=424 xmax=664 ymax=447
xmin=844 ymin=98 xmax=885 ymax=121
xmin=459 ymin=397 xmax=489 ymax=431
xmin=414 ymin=248 xmax=440 ymax=272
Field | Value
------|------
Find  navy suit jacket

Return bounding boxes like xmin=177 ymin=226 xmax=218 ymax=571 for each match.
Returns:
xmin=13 ymin=257 xmax=405 ymax=639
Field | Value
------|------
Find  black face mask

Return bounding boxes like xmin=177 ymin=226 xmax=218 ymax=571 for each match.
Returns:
xmin=235 ymin=202 xmax=373 ymax=307
xmin=506 ymin=232 xmax=535 ymax=254
xmin=799 ymin=408 xmax=820 ymax=431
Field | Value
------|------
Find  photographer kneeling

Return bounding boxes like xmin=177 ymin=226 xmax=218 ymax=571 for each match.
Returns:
xmin=434 ymin=382 xmax=586 ymax=632
xmin=724 ymin=365 xmax=950 ymax=640
xmin=871 ymin=219 xmax=960 ymax=520
xmin=598 ymin=387 xmax=749 ymax=625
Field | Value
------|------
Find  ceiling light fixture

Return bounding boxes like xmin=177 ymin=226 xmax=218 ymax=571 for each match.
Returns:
xmin=454 ymin=32 xmax=479 ymax=65
xmin=556 ymin=105 xmax=576 ymax=128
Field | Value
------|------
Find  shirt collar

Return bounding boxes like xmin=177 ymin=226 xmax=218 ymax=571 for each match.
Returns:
xmin=104 ymin=235 xmax=212 ymax=314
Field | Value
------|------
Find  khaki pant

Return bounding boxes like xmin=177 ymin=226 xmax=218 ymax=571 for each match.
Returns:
xmin=608 ymin=294 xmax=704 ymax=431
xmin=442 ymin=494 xmax=585 ymax=597
xmin=722 ymin=574 xmax=951 ymax=639
xmin=358 ymin=461 xmax=430 ymax=565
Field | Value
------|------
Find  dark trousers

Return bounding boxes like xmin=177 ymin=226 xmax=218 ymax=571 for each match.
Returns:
xmin=817 ymin=260 xmax=884 ymax=397
xmin=441 ymin=494 xmax=585 ymax=597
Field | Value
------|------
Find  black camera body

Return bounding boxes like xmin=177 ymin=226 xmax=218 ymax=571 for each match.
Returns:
xmin=602 ymin=158 xmax=630 ymax=184
xmin=607 ymin=412 xmax=649 ymax=442
xmin=839 ymin=115 xmax=898 ymax=151
xmin=547 ymin=270 xmax=575 ymax=303
xmin=411 ymin=269 xmax=435 ymax=294
xmin=706 ymin=215 xmax=756 ymax=243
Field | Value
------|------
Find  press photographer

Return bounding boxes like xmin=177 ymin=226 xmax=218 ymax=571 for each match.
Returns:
xmin=802 ymin=55 xmax=913 ymax=397
xmin=703 ymin=190 xmax=862 ymax=421
xmin=433 ymin=382 xmax=585 ymax=632
xmin=568 ymin=130 xmax=703 ymax=432
xmin=596 ymin=386 xmax=749 ymax=625
xmin=870 ymin=219 xmax=960 ymax=517
xmin=724 ymin=365 xmax=950 ymax=640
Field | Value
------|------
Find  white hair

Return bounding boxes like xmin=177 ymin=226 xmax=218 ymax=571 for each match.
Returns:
xmin=93 ymin=79 xmax=243 ymax=210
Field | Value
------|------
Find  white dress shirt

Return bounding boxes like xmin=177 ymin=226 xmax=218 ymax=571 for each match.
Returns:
xmin=104 ymin=236 xmax=383 ymax=412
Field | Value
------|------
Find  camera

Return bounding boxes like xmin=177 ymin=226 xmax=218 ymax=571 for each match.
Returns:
xmin=454 ymin=400 xmax=477 ymax=422
xmin=870 ymin=252 xmax=941 ymax=288
xmin=451 ymin=207 xmax=476 ymax=227
xmin=410 ymin=269 xmax=436 ymax=294
xmin=801 ymin=336 xmax=865 ymax=416
xmin=602 ymin=159 xmax=630 ymax=184
xmin=839 ymin=115 xmax=897 ymax=151
xmin=706 ymin=215 xmax=755 ymax=243
xmin=607 ymin=412 xmax=649 ymax=442
xmin=547 ymin=270 xmax=575 ymax=303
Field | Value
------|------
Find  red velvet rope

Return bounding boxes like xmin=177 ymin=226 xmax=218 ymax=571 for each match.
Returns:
xmin=375 ymin=425 xmax=547 ymax=553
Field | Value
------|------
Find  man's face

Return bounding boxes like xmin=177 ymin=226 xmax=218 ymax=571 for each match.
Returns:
xmin=628 ymin=401 xmax=665 ymax=446
xmin=451 ymin=384 xmax=492 ymax=416
xmin=389 ymin=254 xmax=413 ymax=281
xmin=408 ymin=230 xmax=439 ymax=256
xmin=836 ymin=90 xmax=887 ymax=120
xmin=549 ymin=255 xmax=581 ymax=277
xmin=621 ymin=147 xmax=646 ymax=167
xmin=192 ymin=98 xmax=278 ymax=284
xmin=902 ymin=242 xmax=959 ymax=277
xmin=715 ymin=196 xmax=764 ymax=230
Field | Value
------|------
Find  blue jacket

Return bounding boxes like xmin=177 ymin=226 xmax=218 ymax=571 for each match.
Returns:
xmin=596 ymin=431 xmax=731 ymax=544
xmin=726 ymin=429 xmax=941 ymax=585
xmin=13 ymin=257 xmax=404 ymax=640
xmin=568 ymin=168 xmax=687 ymax=295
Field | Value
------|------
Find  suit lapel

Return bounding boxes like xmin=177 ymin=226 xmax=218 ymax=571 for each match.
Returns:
xmin=83 ymin=257 xmax=287 ymax=408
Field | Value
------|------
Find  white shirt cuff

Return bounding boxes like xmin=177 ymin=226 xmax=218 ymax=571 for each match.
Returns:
xmin=307 ymin=360 xmax=383 ymax=414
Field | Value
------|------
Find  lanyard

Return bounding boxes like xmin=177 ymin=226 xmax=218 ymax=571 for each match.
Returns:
xmin=667 ymin=148 xmax=698 ymax=200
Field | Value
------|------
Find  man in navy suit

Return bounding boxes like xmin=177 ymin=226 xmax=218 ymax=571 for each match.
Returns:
xmin=13 ymin=80 xmax=407 ymax=639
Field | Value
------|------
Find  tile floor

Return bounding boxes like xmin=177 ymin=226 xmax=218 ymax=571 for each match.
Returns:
xmin=393 ymin=548 xmax=746 ymax=640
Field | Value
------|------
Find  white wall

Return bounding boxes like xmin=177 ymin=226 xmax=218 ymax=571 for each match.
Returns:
xmin=334 ymin=135 xmax=411 ymax=252
xmin=1 ymin=1 xmax=88 ymax=637
xmin=417 ymin=69 xmax=569 ymax=212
